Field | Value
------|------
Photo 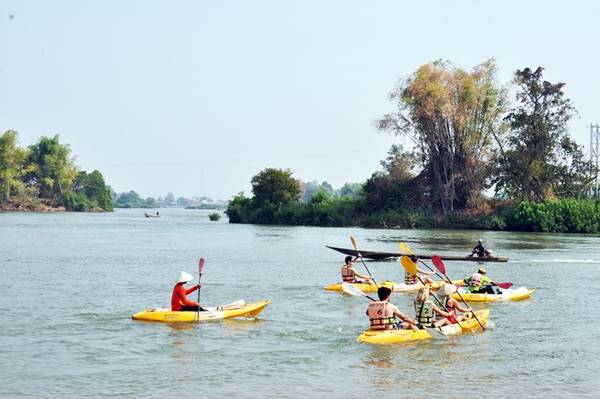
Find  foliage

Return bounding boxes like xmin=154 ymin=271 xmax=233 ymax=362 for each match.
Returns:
xmin=25 ymin=135 xmax=78 ymax=205
xmin=225 ymin=192 xmax=253 ymax=223
xmin=114 ymin=191 xmax=157 ymax=208
xmin=508 ymin=199 xmax=600 ymax=233
xmin=0 ymin=131 xmax=112 ymax=212
xmin=208 ymin=212 xmax=221 ymax=221
xmin=0 ymin=130 xmax=27 ymax=201
xmin=494 ymin=67 xmax=593 ymax=200
xmin=377 ymin=60 xmax=508 ymax=212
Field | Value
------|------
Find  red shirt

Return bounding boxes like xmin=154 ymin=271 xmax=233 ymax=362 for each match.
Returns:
xmin=171 ymin=283 xmax=199 ymax=311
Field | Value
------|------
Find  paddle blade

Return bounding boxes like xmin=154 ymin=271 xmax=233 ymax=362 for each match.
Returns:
xmin=497 ymin=282 xmax=513 ymax=289
xmin=350 ymin=236 xmax=358 ymax=251
xmin=425 ymin=326 xmax=449 ymax=340
xmin=341 ymin=282 xmax=368 ymax=297
xmin=431 ymin=255 xmax=446 ymax=275
xmin=399 ymin=242 xmax=413 ymax=255
xmin=400 ymin=256 xmax=417 ymax=275
xmin=199 ymin=257 xmax=205 ymax=273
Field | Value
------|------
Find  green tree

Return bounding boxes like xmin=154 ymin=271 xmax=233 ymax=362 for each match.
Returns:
xmin=494 ymin=67 xmax=592 ymax=200
xmin=25 ymin=135 xmax=77 ymax=205
xmin=251 ymin=168 xmax=300 ymax=210
xmin=0 ymin=130 xmax=27 ymax=201
xmin=377 ymin=60 xmax=508 ymax=212
xmin=71 ymin=170 xmax=113 ymax=211
xmin=115 ymin=191 xmax=144 ymax=208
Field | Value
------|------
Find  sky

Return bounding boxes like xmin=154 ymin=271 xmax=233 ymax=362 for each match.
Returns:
xmin=1 ymin=0 xmax=599 ymax=200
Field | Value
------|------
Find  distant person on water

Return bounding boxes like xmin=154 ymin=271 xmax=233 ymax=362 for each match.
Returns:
xmin=156 ymin=211 xmax=159 ymax=216
xmin=463 ymin=268 xmax=500 ymax=294
xmin=367 ymin=286 xmax=420 ymax=330
xmin=341 ymin=256 xmax=373 ymax=284
xmin=404 ymin=255 xmax=436 ymax=285
xmin=469 ymin=239 xmax=493 ymax=257
xmin=171 ymin=271 xmax=204 ymax=311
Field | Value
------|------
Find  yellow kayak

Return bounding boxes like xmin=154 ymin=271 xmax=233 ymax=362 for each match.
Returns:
xmin=357 ymin=309 xmax=490 ymax=344
xmin=132 ymin=300 xmax=270 ymax=322
xmin=452 ymin=287 xmax=534 ymax=302
xmin=324 ymin=279 xmax=463 ymax=293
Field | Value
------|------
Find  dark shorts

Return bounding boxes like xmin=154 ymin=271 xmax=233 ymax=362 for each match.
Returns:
xmin=179 ymin=305 xmax=207 ymax=311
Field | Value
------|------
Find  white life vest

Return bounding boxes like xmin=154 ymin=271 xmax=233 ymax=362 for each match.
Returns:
xmin=415 ymin=299 xmax=434 ymax=326
xmin=341 ymin=265 xmax=356 ymax=282
xmin=367 ymin=301 xmax=396 ymax=330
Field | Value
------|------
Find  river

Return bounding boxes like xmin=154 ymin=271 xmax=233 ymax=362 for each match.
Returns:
xmin=0 ymin=208 xmax=598 ymax=398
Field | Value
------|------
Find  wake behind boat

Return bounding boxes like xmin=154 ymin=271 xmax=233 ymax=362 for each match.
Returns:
xmin=326 ymin=245 xmax=509 ymax=262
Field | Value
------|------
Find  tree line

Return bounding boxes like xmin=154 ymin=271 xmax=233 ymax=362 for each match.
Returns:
xmin=226 ymin=62 xmax=599 ymax=233
xmin=0 ymin=131 xmax=112 ymax=212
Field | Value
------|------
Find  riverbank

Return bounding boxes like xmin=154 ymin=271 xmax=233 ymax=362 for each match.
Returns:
xmin=227 ymin=198 xmax=600 ymax=234
xmin=0 ymin=199 xmax=105 ymax=213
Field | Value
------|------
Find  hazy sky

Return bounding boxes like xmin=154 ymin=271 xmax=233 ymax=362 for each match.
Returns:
xmin=1 ymin=1 xmax=599 ymax=200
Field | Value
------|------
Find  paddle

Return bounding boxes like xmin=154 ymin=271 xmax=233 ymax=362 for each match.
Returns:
xmin=197 ymin=258 xmax=205 ymax=321
xmin=399 ymin=242 xmax=446 ymax=281
xmin=350 ymin=236 xmax=377 ymax=285
xmin=400 ymin=256 xmax=464 ymax=330
xmin=431 ymin=255 xmax=485 ymax=331
xmin=341 ymin=283 xmax=447 ymax=340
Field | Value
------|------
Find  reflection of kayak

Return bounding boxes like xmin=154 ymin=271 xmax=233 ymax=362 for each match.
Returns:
xmin=324 ymin=279 xmax=464 ymax=293
xmin=326 ymin=245 xmax=509 ymax=262
xmin=357 ymin=309 xmax=490 ymax=344
xmin=452 ymin=287 xmax=534 ymax=302
xmin=132 ymin=300 xmax=270 ymax=322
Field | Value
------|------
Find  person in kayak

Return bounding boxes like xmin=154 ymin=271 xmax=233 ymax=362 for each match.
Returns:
xmin=171 ymin=271 xmax=205 ymax=311
xmin=341 ymin=256 xmax=373 ymax=284
xmin=437 ymin=283 xmax=472 ymax=324
xmin=413 ymin=286 xmax=454 ymax=328
xmin=469 ymin=239 xmax=493 ymax=257
xmin=367 ymin=286 xmax=420 ymax=330
xmin=404 ymin=255 xmax=436 ymax=285
xmin=463 ymin=268 xmax=501 ymax=294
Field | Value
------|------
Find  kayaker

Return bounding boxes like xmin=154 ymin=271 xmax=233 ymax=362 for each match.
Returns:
xmin=171 ymin=271 xmax=204 ymax=311
xmin=367 ymin=286 xmax=419 ymax=330
xmin=413 ymin=286 xmax=453 ymax=328
xmin=404 ymin=255 xmax=436 ymax=285
xmin=463 ymin=268 xmax=500 ymax=294
xmin=469 ymin=239 xmax=493 ymax=257
xmin=437 ymin=283 xmax=471 ymax=324
xmin=341 ymin=256 xmax=373 ymax=284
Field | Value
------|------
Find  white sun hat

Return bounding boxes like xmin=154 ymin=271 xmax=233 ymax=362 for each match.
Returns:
xmin=439 ymin=283 xmax=457 ymax=296
xmin=176 ymin=271 xmax=194 ymax=283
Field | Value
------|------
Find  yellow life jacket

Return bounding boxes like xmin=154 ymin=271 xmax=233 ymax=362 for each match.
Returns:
xmin=404 ymin=270 xmax=417 ymax=284
xmin=341 ymin=265 xmax=356 ymax=282
xmin=367 ymin=301 xmax=396 ymax=330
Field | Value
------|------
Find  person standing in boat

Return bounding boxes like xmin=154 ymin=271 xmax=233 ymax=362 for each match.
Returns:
xmin=469 ymin=239 xmax=493 ymax=257
xmin=341 ymin=256 xmax=373 ymax=284
xmin=171 ymin=271 xmax=204 ymax=311
xmin=367 ymin=286 xmax=419 ymax=330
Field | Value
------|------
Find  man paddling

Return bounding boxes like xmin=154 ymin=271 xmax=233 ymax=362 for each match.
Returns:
xmin=367 ymin=286 xmax=419 ymax=330
xmin=341 ymin=256 xmax=373 ymax=284
xmin=463 ymin=268 xmax=501 ymax=294
xmin=171 ymin=271 xmax=204 ymax=311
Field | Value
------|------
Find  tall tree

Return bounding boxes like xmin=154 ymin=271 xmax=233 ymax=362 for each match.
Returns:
xmin=251 ymin=168 xmax=300 ymax=210
xmin=25 ymin=135 xmax=77 ymax=204
xmin=0 ymin=130 xmax=27 ymax=201
xmin=377 ymin=60 xmax=507 ymax=212
xmin=494 ymin=67 xmax=592 ymax=200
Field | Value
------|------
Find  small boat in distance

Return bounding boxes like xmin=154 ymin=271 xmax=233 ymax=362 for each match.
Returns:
xmin=326 ymin=245 xmax=509 ymax=262
xmin=144 ymin=211 xmax=160 ymax=218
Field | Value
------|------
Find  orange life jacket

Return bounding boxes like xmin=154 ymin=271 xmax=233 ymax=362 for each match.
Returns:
xmin=341 ymin=265 xmax=356 ymax=282
xmin=367 ymin=301 xmax=396 ymax=330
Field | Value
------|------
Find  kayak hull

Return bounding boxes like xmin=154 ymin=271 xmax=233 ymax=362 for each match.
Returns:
xmin=325 ymin=279 xmax=463 ymax=293
xmin=132 ymin=300 xmax=270 ymax=322
xmin=357 ymin=309 xmax=489 ymax=344
xmin=452 ymin=288 xmax=534 ymax=302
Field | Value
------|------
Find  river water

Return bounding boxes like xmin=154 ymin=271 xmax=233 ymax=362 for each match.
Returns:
xmin=1 ymin=208 xmax=598 ymax=398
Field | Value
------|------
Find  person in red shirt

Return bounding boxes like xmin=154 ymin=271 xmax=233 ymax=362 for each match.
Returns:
xmin=171 ymin=271 xmax=204 ymax=311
